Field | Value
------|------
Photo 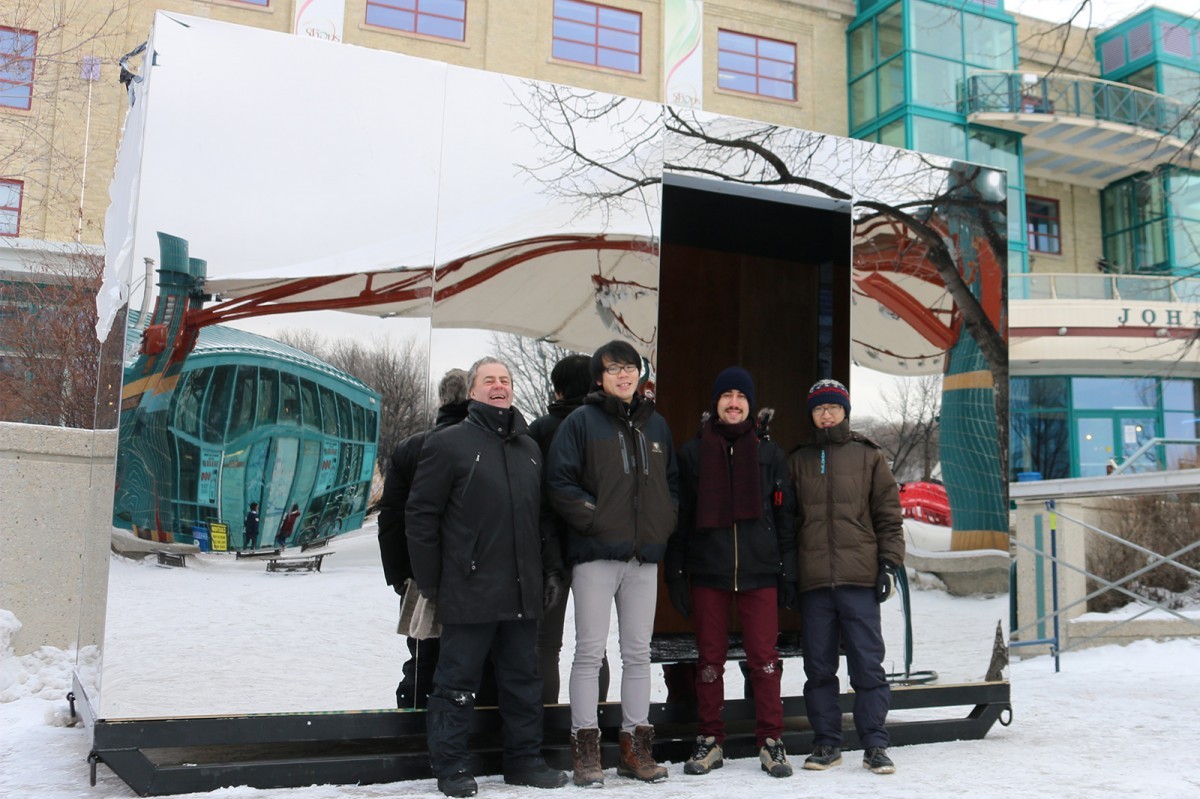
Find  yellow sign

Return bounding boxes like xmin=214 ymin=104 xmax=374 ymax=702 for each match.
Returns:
xmin=209 ymin=522 xmax=229 ymax=552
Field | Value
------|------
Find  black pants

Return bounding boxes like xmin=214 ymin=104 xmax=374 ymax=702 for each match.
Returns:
xmin=397 ymin=636 xmax=439 ymax=709
xmin=427 ymin=620 xmax=543 ymax=778
xmin=398 ymin=636 xmax=499 ymax=709
xmin=800 ymin=586 xmax=891 ymax=749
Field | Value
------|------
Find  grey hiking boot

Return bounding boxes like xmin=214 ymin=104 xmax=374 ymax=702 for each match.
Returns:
xmin=863 ymin=746 xmax=895 ymax=774
xmin=684 ymin=735 xmax=723 ymax=775
xmin=758 ymin=737 xmax=793 ymax=777
xmin=803 ymin=744 xmax=843 ymax=770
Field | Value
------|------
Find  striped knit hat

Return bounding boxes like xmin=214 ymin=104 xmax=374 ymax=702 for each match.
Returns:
xmin=807 ymin=378 xmax=850 ymax=415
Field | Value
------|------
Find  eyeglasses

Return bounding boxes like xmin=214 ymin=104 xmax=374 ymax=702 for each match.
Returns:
xmin=604 ymin=363 xmax=640 ymax=376
xmin=813 ymin=405 xmax=844 ymax=416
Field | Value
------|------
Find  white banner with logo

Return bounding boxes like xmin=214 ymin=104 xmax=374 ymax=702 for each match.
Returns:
xmin=664 ymin=0 xmax=703 ymax=109
xmin=294 ymin=0 xmax=345 ymax=42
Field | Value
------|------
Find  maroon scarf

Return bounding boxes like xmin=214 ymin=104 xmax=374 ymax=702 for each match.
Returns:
xmin=696 ymin=417 xmax=762 ymax=529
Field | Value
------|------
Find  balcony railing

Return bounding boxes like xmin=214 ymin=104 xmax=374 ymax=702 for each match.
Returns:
xmin=1010 ymin=272 xmax=1200 ymax=303
xmin=964 ymin=71 xmax=1196 ymax=143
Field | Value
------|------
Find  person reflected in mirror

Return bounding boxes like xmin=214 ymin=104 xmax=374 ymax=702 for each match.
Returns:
xmin=527 ymin=353 xmax=611 ymax=706
xmin=789 ymin=379 xmax=905 ymax=776
xmin=666 ymin=367 xmax=797 ymax=778
xmin=407 ymin=357 xmax=568 ymax=798
xmin=243 ymin=502 xmax=260 ymax=550
xmin=546 ymin=340 xmax=678 ymax=787
xmin=378 ymin=368 xmax=469 ymax=710
xmin=275 ymin=503 xmax=300 ymax=549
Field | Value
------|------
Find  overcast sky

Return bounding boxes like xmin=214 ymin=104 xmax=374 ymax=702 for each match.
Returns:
xmin=1006 ymin=0 xmax=1196 ymax=27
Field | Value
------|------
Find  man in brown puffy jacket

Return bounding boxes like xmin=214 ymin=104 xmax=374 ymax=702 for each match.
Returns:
xmin=788 ymin=378 xmax=904 ymax=776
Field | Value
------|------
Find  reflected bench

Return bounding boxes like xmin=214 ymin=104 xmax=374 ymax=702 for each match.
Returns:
xmin=155 ymin=551 xmax=189 ymax=568
xmin=236 ymin=547 xmax=282 ymax=559
xmin=265 ymin=552 xmax=332 ymax=573
xmin=300 ymin=537 xmax=331 ymax=552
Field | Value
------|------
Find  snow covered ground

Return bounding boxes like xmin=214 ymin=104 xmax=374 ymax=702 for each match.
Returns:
xmin=3 ymin=520 xmax=1200 ymax=798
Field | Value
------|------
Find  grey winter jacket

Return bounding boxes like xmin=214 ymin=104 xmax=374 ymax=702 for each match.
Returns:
xmin=789 ymin=419 xmax=904 ymax=593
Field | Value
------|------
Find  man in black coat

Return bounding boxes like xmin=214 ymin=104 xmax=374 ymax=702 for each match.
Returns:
xmin=666 ymin=367 xmax=797 ymax=778
xmin=407 ymin=356 xmax=568 ymax=798
xmin=377 ymin=368 xmax=468 ymax=709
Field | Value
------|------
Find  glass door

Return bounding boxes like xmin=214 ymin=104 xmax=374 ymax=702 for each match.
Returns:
xmin=1075 ymin=416 xmax=1115 ymax=477
xmin=1118 ymin=416 xmax=1158 ymax=473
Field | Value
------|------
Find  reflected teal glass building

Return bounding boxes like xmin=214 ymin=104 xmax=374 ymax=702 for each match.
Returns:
xmin=114 ymin=233 xmax=379 ymax=548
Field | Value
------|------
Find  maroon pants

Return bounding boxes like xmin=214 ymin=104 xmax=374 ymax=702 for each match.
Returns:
xmin=692 ymin=585 xmax=782 ymax=745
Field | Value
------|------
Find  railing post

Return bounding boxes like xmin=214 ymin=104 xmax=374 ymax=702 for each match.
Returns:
xmin=1047 ymin=500 xmax=1061 ymax=673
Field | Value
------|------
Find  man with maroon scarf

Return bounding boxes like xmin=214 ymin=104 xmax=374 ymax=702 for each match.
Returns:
xmin=665 ymin=366 xmax=797 ymax=778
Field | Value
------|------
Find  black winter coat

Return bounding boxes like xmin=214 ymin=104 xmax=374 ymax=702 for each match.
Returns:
xmin=668 ymin=427 xmax=797 ymax=591
xmin=527 ymin=397 xmax=582 ymax=456
xmin=376 ymin=402 xmax=468 ymax=590
xmin=546 ymin=392 xmax=678 ymax=566
xmin=527 ymin=396 xmax=584 ymax=570
xmin=405 ymin=401 xmax=546 ymax=624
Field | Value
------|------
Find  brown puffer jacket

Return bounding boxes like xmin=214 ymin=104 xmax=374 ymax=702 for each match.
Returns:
xmin=788 ymin=420 xmax=904 ymax=593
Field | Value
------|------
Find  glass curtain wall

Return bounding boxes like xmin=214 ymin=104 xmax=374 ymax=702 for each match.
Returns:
xmin=1010 ymin=375 xmax=1200 ymax=479
xmin=1102 ymin=168 xmax=1200 ymax=285
xmin=847 ymin=0 xmax=1026 ymax=271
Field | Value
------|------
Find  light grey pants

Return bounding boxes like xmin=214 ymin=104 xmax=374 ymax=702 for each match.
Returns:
xmin=569 ymin=559 xmax=658 ymax=733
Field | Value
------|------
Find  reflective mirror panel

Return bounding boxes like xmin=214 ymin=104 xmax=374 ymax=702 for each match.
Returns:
xmin=101 ymin=17 xmax=442 ymax=718
xmin=431 ymin=68 xmax=663 ymax=361
xmin=96 ymin=14 xmax=1009 ymax=721
xmin=851 ymin=141 xmax=1010 ymax=681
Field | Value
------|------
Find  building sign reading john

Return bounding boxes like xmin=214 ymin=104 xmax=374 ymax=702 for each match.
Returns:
xmin=1117 ymin=306 xmax=1200 ymax=327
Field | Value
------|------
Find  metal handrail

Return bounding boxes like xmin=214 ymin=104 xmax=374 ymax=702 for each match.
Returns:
xmin=1112 ymin=437 xmax=1200 ymax=475
xmin=1012 ymin=499 xmax=1200 ymax=673
xmin=963 ymin=70 xmax=1195 ymax=142
xmin=1009 ymin=272 xmax=1200 ymax=302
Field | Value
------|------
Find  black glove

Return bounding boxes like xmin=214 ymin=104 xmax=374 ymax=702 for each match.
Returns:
xmin=544 ymin=571 xmax=564 ymax=611
xmin=777 ymin=580 xmax=799 ymax=611
xmin=419 ymin=586 xmax=438 ymax=602
xmin=667 ymin=579 xmax=691 ymax=618
xmin=393 ymin=581 xmax=406 ymax=598
xmin=876 ymin=560 xmax=898 ymax=603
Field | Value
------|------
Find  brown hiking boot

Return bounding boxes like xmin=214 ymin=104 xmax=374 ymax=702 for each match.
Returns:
xmin=571 ymin=727 xmax=604 ymax=787
xmin=617 ymin=725 xmax=668 ymax=783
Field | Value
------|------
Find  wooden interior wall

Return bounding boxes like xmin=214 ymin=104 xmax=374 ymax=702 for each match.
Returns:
xmin=657 ymin=248 xmax=818 ymax=452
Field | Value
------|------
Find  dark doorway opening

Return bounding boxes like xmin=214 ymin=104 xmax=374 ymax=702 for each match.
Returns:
xmin=657 ymin=180 xmax=852 ymax=454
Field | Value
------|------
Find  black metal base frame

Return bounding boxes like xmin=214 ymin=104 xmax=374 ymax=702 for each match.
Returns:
xmin=85 ymin=679 xmax=1011 ymax=796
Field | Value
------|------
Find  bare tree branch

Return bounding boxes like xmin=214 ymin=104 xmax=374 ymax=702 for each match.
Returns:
xmin=489 ymin=332 xmax=580 ymax=418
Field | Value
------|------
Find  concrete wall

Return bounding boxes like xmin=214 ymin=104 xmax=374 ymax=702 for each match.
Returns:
xmin=0 ymin=422 xmax=114 ymax=656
